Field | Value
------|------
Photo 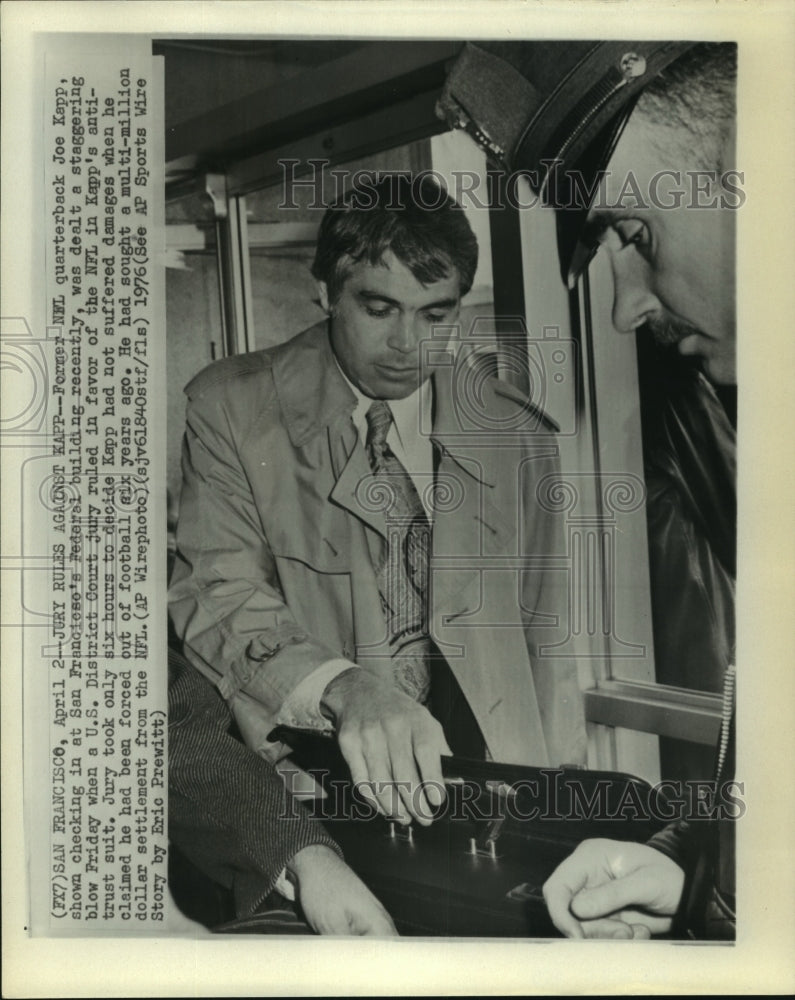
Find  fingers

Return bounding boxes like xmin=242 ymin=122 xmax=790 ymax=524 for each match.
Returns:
xmin=387 ymin=737 xmax=429 ymax=824
xmin=339 ymin=733 xmax=382 ymax=813
xmin=348 ymin=900 xmax=399 ymax=936
xmin=578 ymin=917 xmax=635 ymax=940
xmin=610 ymin=910 xmax=672 ymax=937
xmin=338 ymin=700 xmax=448 ymax=825
xmin=542 ymin=840 xmax=681 ymax=940
xmin=412 ymin=721 xmax=448 ymax=809
xmin=337 ymin=732 xmax=374 ymax=806
xmin=542 ymin=859 xmax=588 ymax=939
xmin=387 ymin=713 xmax=448 ymax=823
xmin=543 ymin=884 xmax=585 ymax=939
xmin=338 ymin=731 xmax=407 ymax=823
xmin=570 ymin=870 xmax=657 ymax=923
xmin=335 ymin=866 xmax=398 ymax=936
xmin=578 ymin=916 xmax=655 ymax=940
xmin=314 ymin=896 xmax=397 ymax=936
xmin=296 ymin=847 xmax=399 ymax=936
xmin=314 ymin=901 xmax=396 ymax=936
xmin=364 ymin=733 xmax=412 ymax=824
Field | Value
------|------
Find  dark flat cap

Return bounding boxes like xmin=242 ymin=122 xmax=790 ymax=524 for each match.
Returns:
xmin=437 ymin=40 xmax=695 ymax=282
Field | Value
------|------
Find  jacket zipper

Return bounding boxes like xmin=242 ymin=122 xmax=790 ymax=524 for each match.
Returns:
xmin=713 ymin=663 xmax=736 ymax=785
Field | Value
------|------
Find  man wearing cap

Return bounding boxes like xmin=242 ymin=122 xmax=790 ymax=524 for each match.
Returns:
xmin=439 ymin=41 xmax=737 ymax=938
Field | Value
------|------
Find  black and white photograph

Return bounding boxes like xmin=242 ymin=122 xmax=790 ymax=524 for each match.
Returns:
xmin=2 ymin=1 xmax=794 ymax=996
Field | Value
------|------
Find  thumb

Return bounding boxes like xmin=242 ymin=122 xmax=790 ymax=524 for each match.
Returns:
xmin=571 ymin=871 xmax=655 ymax=920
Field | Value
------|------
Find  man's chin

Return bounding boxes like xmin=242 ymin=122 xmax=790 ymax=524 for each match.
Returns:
xmin=676 ymin=334 xmax=736 ymax=386
xmin=366 ymin=367 xmax=430 ymax=399
xmin=378 ymin=383 xmax=425 ymax=401
xmin=701 ymin=356 xmax=737 ymax=387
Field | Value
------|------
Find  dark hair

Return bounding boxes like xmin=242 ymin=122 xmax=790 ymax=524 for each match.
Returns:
xmin=311 ymin=172 xmax=479 ymax=304
xmin=635 ymin=42 xmax=737 ymax=171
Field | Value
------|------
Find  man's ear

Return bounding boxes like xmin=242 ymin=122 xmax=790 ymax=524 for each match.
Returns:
xmin=317 ymin=281 xmax=331 ymax=314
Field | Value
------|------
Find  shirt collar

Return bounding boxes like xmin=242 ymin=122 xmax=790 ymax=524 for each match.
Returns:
xmin=334 ymin=356 xmax=433 ymax=449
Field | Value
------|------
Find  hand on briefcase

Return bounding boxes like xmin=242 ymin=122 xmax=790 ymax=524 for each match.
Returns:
xmin=270 ymin=726 xmax=669 ymax=937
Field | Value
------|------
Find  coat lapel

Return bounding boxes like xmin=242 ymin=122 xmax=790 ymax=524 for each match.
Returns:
xmin=428 ymin=361 xmax=551 ymax=765
xmin=271 ymin=322 xmax=355 ymax=448
xmin=428 ymin=361 xmax=517 ymax=617
xmin=328 ymin=431 xmax=389 ymax=541
xmin=272 ymin=322 xmax=388 ymax=539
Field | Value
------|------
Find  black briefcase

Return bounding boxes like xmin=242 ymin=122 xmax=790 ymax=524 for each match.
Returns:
xmin=271 ymin=727 xmax=669 ymax=937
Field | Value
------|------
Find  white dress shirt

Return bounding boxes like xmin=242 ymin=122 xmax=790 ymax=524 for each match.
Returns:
xmin=347 ymin=371 xmax=435 ymax=518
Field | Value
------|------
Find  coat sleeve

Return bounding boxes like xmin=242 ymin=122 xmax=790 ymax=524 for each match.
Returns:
xmin=168 ymin=649 xmax=343 ymax=918
xmin=168 ymin=376 xmax=352 ymax=756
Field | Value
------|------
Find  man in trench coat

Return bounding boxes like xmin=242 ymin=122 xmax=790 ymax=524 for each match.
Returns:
xmin=169 ymin=173 xmax=584 ymax=826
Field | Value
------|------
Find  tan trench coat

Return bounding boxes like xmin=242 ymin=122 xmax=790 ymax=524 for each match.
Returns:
xmin=169 ymin=324 xmax=585 ymax=767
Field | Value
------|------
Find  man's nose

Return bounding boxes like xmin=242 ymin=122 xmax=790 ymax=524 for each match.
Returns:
xmin=387 ymin=313 xmax=419 ymax=353
xmin=608 ymin=249 xmax=661 ymax=334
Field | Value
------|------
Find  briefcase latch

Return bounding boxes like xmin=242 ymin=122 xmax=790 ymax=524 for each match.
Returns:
xmin=386 ymin=821 xmax=415 ymax=844
xmin=468 ymin=780 xmax=516 ymax=860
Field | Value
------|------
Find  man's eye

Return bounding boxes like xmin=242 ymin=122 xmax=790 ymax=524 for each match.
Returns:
xmin=424 ymin=313 xmax=446 ymax=323
xmin=364 ymin=305 xmax=393 ymax=318
xmin=615 ymin=220 xmax=651 ymax=253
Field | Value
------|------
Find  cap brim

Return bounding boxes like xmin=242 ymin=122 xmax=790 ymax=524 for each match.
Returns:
xmin=551 ymin=97 xmax=639 ymax=287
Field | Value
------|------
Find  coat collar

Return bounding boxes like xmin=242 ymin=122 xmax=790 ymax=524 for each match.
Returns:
xmin=271 ymin=324 xmax=553 ymax=491
xmin=272 ymin=322 xmax=454 ymax=457
xmin=271 ymin=322 xmax=357 ymax=448
xmin=430 ymin=361 xmax=495 ymax=486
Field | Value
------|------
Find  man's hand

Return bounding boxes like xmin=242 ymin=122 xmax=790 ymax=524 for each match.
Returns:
xmin=321 ymin=668 xmax=451 ymax=825
xmin=287 ymin=845 xmax=397 ymax=936
xmin=542 ymin=838 xmax=686 ymax=939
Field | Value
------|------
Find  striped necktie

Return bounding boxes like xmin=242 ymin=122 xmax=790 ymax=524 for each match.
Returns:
xmin=365 ymin=400 xmax=432 ymax=704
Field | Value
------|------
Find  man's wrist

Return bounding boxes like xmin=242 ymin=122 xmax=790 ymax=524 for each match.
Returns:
xmin=319 ymin=665 xmax=361 ymax=722
xmin=278 ymin=658 xmax=357 ymax=732
xmin=285 ymin=843 xmax=338 ymax=886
